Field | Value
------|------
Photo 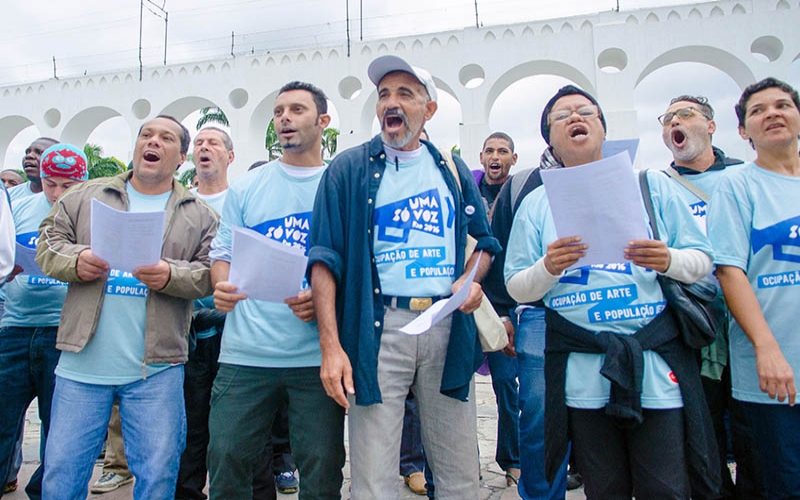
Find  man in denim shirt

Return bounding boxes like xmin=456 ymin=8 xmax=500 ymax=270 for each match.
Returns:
xmin=309 ymin=55 xmax=499 ymax=500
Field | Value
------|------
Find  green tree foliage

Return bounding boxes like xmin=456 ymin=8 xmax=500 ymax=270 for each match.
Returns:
xmin=322 ymin=127 xmax=340 ymax=159
xmin=265 ymin=120 xmax=282 ymax=160
xmin=196 ymin=107 xmax=230 ymax=129
xmin=84 ymin=143 xmax=126 ymax=179
xmin=177 ymin=167 xmax=196 ymax=188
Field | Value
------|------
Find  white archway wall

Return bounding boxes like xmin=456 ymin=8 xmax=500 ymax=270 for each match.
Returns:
xmin=0 ymin=0 xmax=796 ymax=175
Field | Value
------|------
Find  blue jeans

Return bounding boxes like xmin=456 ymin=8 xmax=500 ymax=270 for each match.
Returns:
xmin=42 ymin=367 xmax=186 ymax=500
xmin=740 ymin=402 xmax=800 ymax=500
xmin=400 ymin=395 xmax=424 ymax=476
xmin=0 ymin=326 xmax=60 ymax=500
xmin=485 ymin=349 xmax=520 ymax=471
xmin=515 ymin=308 xmax=568 ymax=500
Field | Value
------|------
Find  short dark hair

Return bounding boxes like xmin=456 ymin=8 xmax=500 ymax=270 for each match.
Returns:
xmin=36 ymin=137 xmax=59 ymax=147
xmin=482 ymin=132 xmax=515 ymax=152
xmin=668 ymin=95 xmax=714 ymax=120
xmin=248 ymin=160 xmax=269 ymax=171
xmin=278 ymin=81 xmax=328 ymax=115
xmin=735 ymin=77 xmax=800 ymax=128
xmin=138 ymin=115 xmax=191 ymax=155
xmin=196 ymin=126 xmax=233 ymax=151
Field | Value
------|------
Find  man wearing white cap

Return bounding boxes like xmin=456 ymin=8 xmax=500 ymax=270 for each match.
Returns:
xmin=309 ymin=55 xmax=499 ymax=499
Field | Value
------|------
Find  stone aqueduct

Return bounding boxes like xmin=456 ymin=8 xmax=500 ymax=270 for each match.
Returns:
xmin=0 ymin=0 xmax=797 ymax=176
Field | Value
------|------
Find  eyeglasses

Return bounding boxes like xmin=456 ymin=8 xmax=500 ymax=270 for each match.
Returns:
xmin=548 ymin=105 xmax=599 ymax=124
xmin=657 ymin=107 xmax=711 ymax=126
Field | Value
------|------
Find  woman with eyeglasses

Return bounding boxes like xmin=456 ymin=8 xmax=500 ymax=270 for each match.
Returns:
xmin=504 ymin=85 xmax=718 ymax=500
xmin=707 ymin=77 xmax=800 ymax=500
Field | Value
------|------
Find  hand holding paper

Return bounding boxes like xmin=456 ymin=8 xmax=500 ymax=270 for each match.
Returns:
xmin=539 ymin=152 xmax=648 ymax=269
xmin=400 ymin=255 xmax=481 ymax=335
xmin=228 ymin=226 xmax=308 ymax=303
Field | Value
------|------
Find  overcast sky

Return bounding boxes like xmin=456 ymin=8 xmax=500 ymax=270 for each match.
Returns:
xmin=1 ymin=0 xmax=798 ymax=174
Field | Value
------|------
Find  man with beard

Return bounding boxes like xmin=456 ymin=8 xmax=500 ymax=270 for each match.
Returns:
xmin=174 ymin=126 xmax=234 ymax=499
xmin=37 ymin=116 xmax=217 ymax=499
xmin=207 ymin=81 xmax=345 ymax=500
xmin=660 ymin=95 xmax=765 ymax=500
xmin=309 ymin=55 xmax=499 ymax=500
xmin=472 ymin=132 xmax=522 ymax=486
xmin=473 ymin=132 xmax=517 ymax=212
xmin=8 ymin=138 xmax=57 ymax=205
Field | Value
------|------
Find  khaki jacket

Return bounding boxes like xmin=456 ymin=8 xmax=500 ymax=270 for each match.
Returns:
xmin=36 ymin=171 xmax=218 ymax=365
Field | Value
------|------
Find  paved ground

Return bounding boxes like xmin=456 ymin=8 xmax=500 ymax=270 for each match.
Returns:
xmin=7 ymin=374 xmax=586 ymax=499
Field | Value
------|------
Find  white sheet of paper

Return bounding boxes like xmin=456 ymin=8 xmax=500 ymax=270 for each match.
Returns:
xmin=228 ymin=226 xmax=308 ymax=303
xmin=540 ymin=153 xmax=649 ymax=269
xmin=400 ymin=253 xmax=481 ymax=335
xmin=90 ymin=199 xmax=165 ymax=272
xmin=602 ymin=138 xmax=639 ymax=164
xmin=14 ymin=242 xmax=44 ymax=276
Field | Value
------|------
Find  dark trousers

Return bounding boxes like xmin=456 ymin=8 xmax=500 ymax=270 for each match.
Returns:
xmin=740 ymin=402 xmax=800 ymax=500
xmin=399 ymin=394 xmax=424 ymax=477
xmin=569 ymin=407 xmax=690 ymax=500
xmin=176 ymin=335 xmax=280 ymax=500
xmin=207 ymin=364 xmax=345 ymax=500
xmin=0 ymin=326 xmax=60 ymax=500
xmin=695 ymin=371 xmax=765 ymax=500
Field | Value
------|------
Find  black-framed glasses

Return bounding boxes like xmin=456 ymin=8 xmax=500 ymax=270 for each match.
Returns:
xmin=658 ymin=107 xmax=711 ymax=126
xmin=548 ymin=105 xmax=599 ymax=124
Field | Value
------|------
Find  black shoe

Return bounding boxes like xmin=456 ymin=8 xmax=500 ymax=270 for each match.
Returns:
xmin=566 ymin=471 xmax=583 ymax=490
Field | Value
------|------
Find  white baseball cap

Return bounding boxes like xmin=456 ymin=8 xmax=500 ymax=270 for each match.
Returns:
xmin=367 ymin=55 xmax=438 ymax=102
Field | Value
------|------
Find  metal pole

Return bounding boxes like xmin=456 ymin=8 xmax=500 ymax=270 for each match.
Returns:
xmin=346 ymin=0 xmax=351 ymax=57
xmin=231 ymin=31 xmax=235 ymax=57
xmin=474 ymin=0 xmax=479 ymax=28
xmin=359 ymin=0 xmax=363 ymax=41
xmin=163 ymin=11 xmax=168 ymax=65
xmin=139 ymin=0 xmax=143 ymax=81
xmin=52 ymin=56 xmax=57 ymax=79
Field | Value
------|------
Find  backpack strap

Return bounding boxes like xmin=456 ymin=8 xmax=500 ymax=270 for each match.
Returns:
xmin=664 ymin=166 xmax=709 ymax=204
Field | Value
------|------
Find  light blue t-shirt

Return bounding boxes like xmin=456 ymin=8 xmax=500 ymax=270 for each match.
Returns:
xmin=373 ymin=146 xmax=457 ymax=297
xmin=670 ymin=164 xmax=744 ymax=235
xmin=191 ymin=188 xmax=228 ymax=338
xmin=1 ymin=192 xmax=68 ymax=327
xmin=707 ymin=162 xmax=800 ymax=404
xmin=56 ymin=182 xmax=173 ymax=384
xmin=210 ymin=160 xmax=324 ymax=368
xmin=8 ymin=181 xmax=37 ymax=206
xmin=505 ymin=169 xmax=713 ymax=409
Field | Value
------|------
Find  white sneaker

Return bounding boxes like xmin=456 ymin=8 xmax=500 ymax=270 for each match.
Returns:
xmin=91 ymin=472 xmax=134 ymax=494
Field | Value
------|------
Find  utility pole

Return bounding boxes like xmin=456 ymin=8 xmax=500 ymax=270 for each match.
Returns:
xmin=139 ymin=0 xmax=169 ymax=80
xmin=474 ymin=0 xmax=479 ymax=28
xmin=346 ymin=0 xmax=351 ymax=57
xmin=139 ymin=0 xmax=143 ymax=81
xmin=52 ymin=56 xmax=58 ymax=80
xmin=231 ymin=31 xmax=235 ymax=57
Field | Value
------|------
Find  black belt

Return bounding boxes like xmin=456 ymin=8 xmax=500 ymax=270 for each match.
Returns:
xmin=383 ymin=295 xmax=447 ymax=311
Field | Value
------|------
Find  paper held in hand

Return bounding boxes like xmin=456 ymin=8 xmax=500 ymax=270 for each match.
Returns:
xmin=14 ymin=242 xmax=44 ymax=276
xmin=399 ymin=253 xmax=481 ymax=335
xmin=90 ymin=199 xmax=165 ymax=272
xmin=539 ymin=152 xmax=649 ymax=269
xmin=228 ymin=226 xmax=308 ymax=303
